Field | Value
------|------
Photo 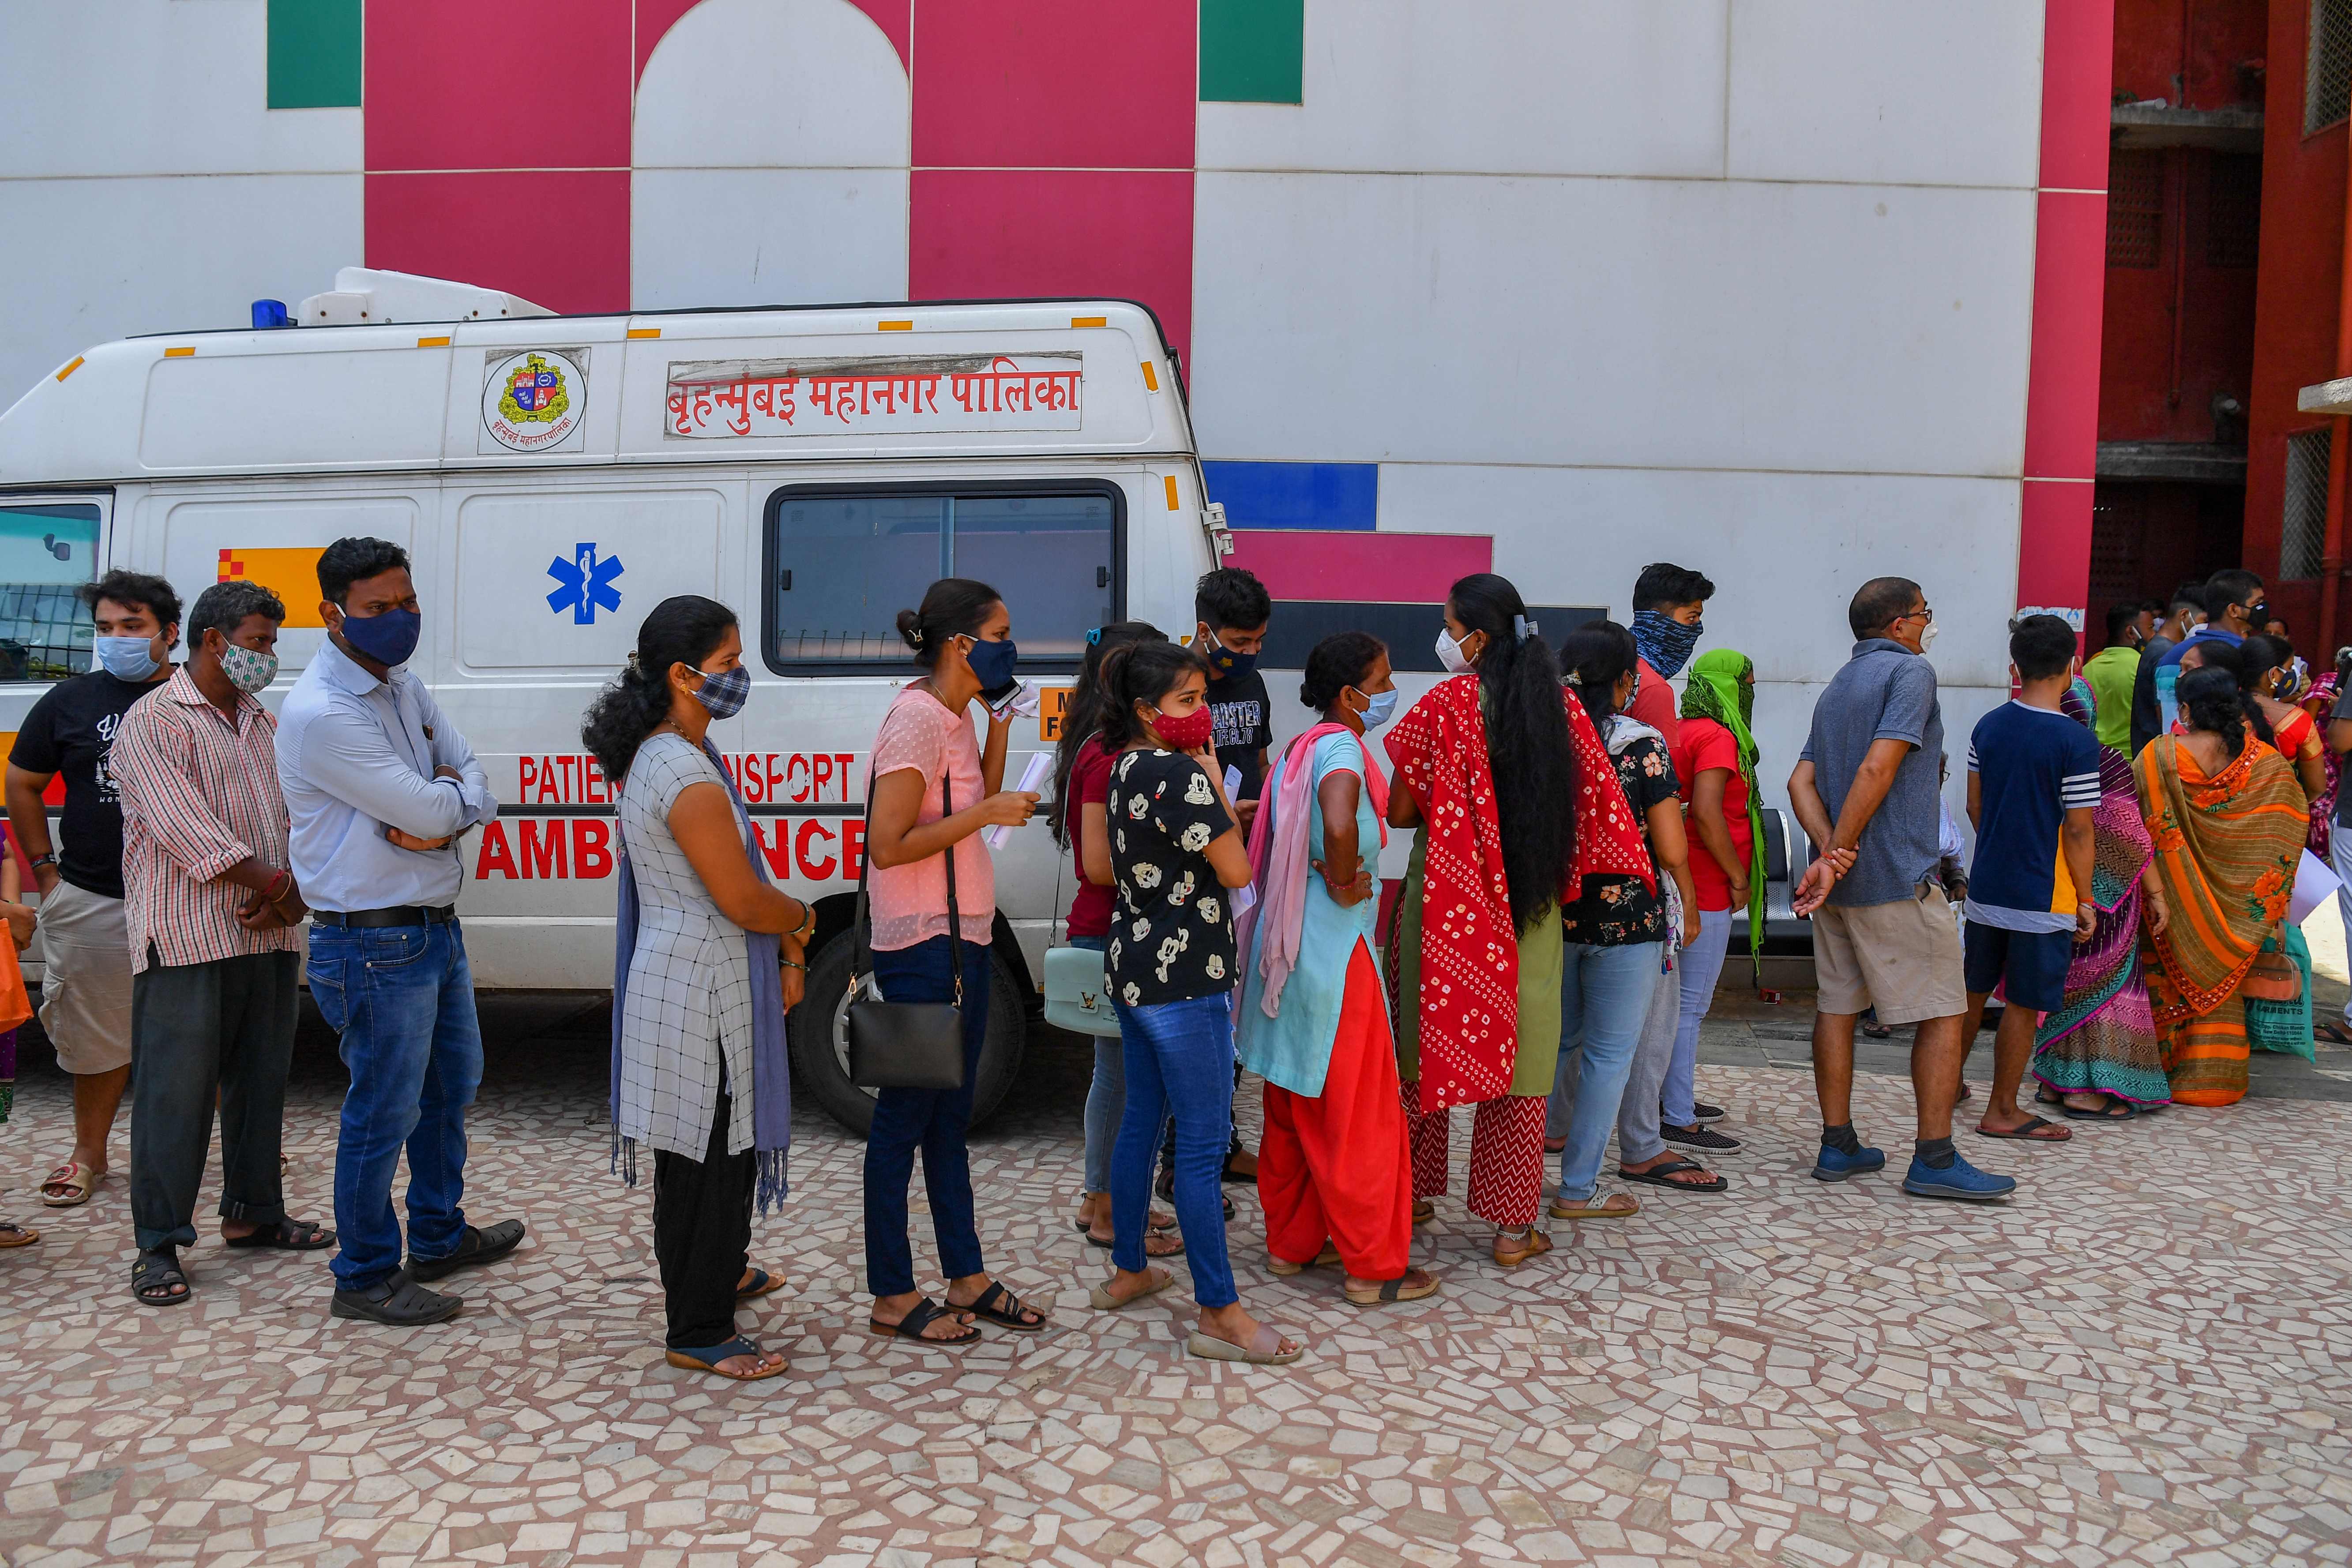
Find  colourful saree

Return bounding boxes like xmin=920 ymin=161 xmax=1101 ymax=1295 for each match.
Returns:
xmin=2031 ymin=689 xmax=2168 ymax=1106
xmin=2134 ymin=733 xmax=2308 ymax=1106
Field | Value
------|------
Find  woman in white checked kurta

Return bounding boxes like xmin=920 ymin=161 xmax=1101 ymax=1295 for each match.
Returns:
xmin=616 ymin=733 xmax=755 ymax=1158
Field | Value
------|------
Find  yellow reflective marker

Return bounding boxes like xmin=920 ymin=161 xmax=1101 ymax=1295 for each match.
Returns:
xmin=1141 ymin=360 xmax=1158 ymax=391
xmin=627 ymin=327 xmax=662 ymax=339
xmin=416 ymin=335 xmax=451 ymax=348
xmin=879 ymin=320 xmax=914 ymax=331
xmin=163 ymin=346 xmax=195 ymax=358
xmin=1072 ymin=316 xmax=1107 ymax=329
xmin=55 ymin=357 xmax=83 ymax=381
xmin=1164 ymin=475 xmax=1180 ymax=510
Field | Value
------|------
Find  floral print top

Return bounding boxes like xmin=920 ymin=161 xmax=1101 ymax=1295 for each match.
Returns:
xmin=1105 ymin=748 xmax=1240 ymax=1006
xmin=1561 ymin=730 xmax=1678 ymax=947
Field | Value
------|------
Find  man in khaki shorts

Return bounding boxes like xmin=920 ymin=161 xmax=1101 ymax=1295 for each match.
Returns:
xmin=1788 ymin=576 xmax=2016 ymax=1203
xmin=5 ymin=571 xmax=180 ymax=1208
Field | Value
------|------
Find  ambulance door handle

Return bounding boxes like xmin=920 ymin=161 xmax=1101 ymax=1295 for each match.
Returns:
xmin=1096 ymin=567 xmax=1108 ymax=588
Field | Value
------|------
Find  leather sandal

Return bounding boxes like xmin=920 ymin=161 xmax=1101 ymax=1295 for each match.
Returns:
xmin=665 ymin=1335 xmax=787 ymax=1381
xmin=736 ymin=1267 xmax=787 ymax=1300
xmin=0 ymin=1221 xmax=38 ymax=1248
xmin=867 ymin=1296 xmax=981 ymax=1347
xmin=1491 ymin=1229 xmax=1554 ymax=1268
xmin=1344 ymin=1267 xmax=1441 ymax=1307
xmin=958 ymin=1280 xmax=1048 ymax=1331
xmin=225 ymin=1217 xmax=336 ymax=1250
xmin=1548 ymin=1191 xmax=1640 ymax=1220
xmin=1268 ymin=1243 xmax=1339 ymax=1276
xmin=1411 ymin=1199 xmax=1435 ymax=1227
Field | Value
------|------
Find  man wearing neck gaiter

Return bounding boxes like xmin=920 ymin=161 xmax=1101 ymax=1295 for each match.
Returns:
xmin=1626 ymin=564 xmax=1715 ymax=751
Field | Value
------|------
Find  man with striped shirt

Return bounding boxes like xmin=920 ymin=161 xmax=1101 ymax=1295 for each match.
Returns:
xmin=112 ymin=581 xmax=331 ymax=1307
xmin=1959 ymin=613 xmax=2102 ymax=1150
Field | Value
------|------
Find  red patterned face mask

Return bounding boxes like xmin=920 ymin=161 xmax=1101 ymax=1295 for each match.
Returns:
xmin=1150 ymin=703 xmax=1216 ymax=752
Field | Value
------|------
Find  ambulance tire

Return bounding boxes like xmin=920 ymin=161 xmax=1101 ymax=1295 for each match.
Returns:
xmin=789 ymin=930 xmax=1027 ymax=1137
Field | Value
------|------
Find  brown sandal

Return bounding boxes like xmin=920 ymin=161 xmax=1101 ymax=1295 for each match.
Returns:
xmin=1548 ymin=1191 xmax=1640 ymax=1221
xmin=0 ymin=1221 xmax=38 ymax=1248
xmin=1344 ymin=1267 xmax=1441 ymax=1306
xmin=1268 ymin=1242 xmax=1340 ymax=1276
xmin=1491 ymin=1229 xmax=1554 ymax=1268
xmin=1410 ymin=1198 xmax=1435 ymax=1227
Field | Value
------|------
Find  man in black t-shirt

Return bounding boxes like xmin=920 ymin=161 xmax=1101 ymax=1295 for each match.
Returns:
xmin=1194 ymin=568 xmax=1274 ymax=824
xmin=5 ymin=570 xmax=180 ymax=1209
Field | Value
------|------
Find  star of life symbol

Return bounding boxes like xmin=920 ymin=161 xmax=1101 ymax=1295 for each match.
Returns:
xmin=547 ymin=543 xmax=624 ymax=624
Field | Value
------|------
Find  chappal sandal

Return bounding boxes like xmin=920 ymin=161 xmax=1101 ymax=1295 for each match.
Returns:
xmin=0 ymin=1221 xmax=38 ymax=1248
xmin=868 ymin=1297 xmax=981 ymax=1347
xmin=1618 ymin=1159 xmax=1728 ymax=1193
xmin=1268 ymin=1243 xmax=1339 ymax=1276
xmin=1187 ymin=1324 xmax=1304 ymax=1365
xmin=1975 ymin=1114 xmax=2072 ymax=1142
xmin=224 ymin=1217 xmax=336 ymax=1251
xmin=1548 ymin=1192 xmax=1640 ymax=1221
xmin=959 ymin=1280 xmax=1049 ymax=1331
xmin=1345 ymin=1267 xmax=1441 ymax=1307
xmin=1089 ymin=1267 xmax=1176 ymax=1311
xmin=39 ymin=1162 xmax=94 ymax=1208
xmin=1410 ymin=1199 xmax=1436 ymax=1228
xmin=736 ymin=1267 xmax=787 ymax=1300
xmin=1491 ymin=1228 xmax=1554 ymax=1268
xmin=665 ymin=1336 xmax=788 ymax=1381
xmin=132 ymin=1246 xmax=191 ymax=1306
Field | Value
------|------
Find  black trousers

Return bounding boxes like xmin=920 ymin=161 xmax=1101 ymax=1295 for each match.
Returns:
xmin=653 ymin=1088 xmax=755 ymax=1349
xmin=129 ymin=950 xmax=301 ymax=1252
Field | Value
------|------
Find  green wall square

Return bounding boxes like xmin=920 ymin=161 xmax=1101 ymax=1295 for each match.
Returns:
xmin=1200 ymin=0 xmax=1304 ymax=105
xmin=268 ymin=0 xmax=362 ymax=109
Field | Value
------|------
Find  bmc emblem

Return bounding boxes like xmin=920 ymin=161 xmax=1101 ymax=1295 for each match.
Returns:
xmin=481 ymin=348 xmax=588 ymax=454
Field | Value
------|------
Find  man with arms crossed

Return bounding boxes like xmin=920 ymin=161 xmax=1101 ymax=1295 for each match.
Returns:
xmin=1789 ymin=576 xmax=2015 ymax=1203
xmin=278 ymin=537 xmax=516 ymax=1325
xmin=7 ymin=571 xmax=181 ymax=1211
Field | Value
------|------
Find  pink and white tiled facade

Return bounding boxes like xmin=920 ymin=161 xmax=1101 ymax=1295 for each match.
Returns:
xmin=3 ymin=1041 xmax=2349 ymax=1568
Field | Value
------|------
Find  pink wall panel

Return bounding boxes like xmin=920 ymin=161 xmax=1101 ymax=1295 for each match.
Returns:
xmin=910 ymin=0 xmax=1197 ymax=169
xmin=365 ymin=1 xmax=634 ymax=172
xmin=2021 ymin=191 xmax=2108 ymax=482
xmin=635 ymin=0 xmax=910 ymax=80
xmin=365 ymin=172 xmax=633 ymax=314
xmin=1222 ymin=532 xmax=1492 ymax=604
xmin=2038 ymin=0 xmax=2120 ymax=192
xmin=2016 ymin=480 xmax=2095 ymax=613
xmin=909 ymin=169 xmax=1195 ymax=363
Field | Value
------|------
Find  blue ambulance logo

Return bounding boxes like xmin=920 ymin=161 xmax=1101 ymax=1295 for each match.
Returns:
xmin=547 ymin=543 xmax=624 ymax=624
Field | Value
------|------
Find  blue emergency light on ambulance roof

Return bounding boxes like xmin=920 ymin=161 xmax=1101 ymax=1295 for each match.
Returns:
xmin=251 ymin=299 xmax=292 ymax=330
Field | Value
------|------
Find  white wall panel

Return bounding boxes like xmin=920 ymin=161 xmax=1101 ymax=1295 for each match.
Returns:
xmin=0 ymin=1 xmax=360 ymax=178
xmin=634 ymin=0 xmax=909 ymax=169
xmin=631 ymin=169 xmax=909 ymax=308
xmin=1199 ymin=0 xmax=1726 ymax=179
xmin=1191 ymin=171 xmax=2035 ymax=478
xmin=1727 ymin=0 xmax=2044 ymax=188
xmin=0 ymin=174 xmax=363 ymax=412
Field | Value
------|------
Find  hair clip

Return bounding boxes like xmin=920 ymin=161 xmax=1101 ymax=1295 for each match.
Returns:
xmin=1086 ymin=627 xmax=1103 ymax=646
xmin=626 ymin=651 xmax=640 ymax=672
xmin=1514 ymin=615 xmax=1538 ymax=641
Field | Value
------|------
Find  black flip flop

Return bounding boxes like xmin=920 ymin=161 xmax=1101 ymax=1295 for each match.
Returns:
xmin=2060 ymin=1101 xmax=2138 ymax=1121
xmin=1974 ymin=1113 xmax=2072 ymax=1142
xmin=868 ymin=1296 xmax=981 ymax=1348
xmin=225 ymin=1217 xmax=336 ymax=1251
xmin=960 ymin=1280 xmax=1049 ymax=1332
xmin=1618 ymin=1158 xmax=1728 ymax=1193
xmin=132 ymin=1246 xmax=191 ymax=1307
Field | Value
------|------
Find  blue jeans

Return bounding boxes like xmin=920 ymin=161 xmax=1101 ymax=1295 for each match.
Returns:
xmin=1550 ymin=940 xmax=1664 ymax=1204
xmin=863 ymin=936 xmax=991 ymax=1298
xmin=1112 ymin=994 xmax=1236 ymax=1308
xmin=1668 ymin=909 xmax=1732 ymax=1125
xmin=308 ymin=921 xmax=485 ymax=1291
xmin=1070 ymin=935 xmax=1124 ymax=1194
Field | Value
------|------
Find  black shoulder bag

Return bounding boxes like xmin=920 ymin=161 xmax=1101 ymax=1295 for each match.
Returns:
xmin=845 ymin=767 xmax=969 ymax=1090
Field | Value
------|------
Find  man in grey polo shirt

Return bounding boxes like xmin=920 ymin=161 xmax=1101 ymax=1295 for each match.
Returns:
xmin=1788 ymin=576 xmax=2014 ymax=1203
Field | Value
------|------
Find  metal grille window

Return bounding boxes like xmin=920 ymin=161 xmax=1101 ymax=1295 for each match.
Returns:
xmin=0 ymin=504 xmax=100 ymax=683
xmin=2310 ymin=0 xmax=2352 ymax=132
xmin=2283 ymin=428 xmax=2335 ymax=581
xmin=2205 ymin=154 xmax=2262 ymax=268
xmin=2106 ymin=151 xmax=2164 ymax=269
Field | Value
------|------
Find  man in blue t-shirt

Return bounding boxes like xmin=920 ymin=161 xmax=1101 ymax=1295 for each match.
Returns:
xmin=1960 ymin=614 xmax=2100 ymax=1146
xmin=2149 ymin=569 xmax=2263 ymax=738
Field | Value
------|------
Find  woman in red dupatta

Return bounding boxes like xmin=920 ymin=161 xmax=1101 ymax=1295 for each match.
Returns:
xmin=1384 ymin=576 xmax=1653 ymax=1268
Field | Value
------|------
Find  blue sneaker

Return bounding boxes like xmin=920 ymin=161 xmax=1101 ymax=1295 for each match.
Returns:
xmin=1901 ymin=1151 xmax=2017 ymax=1203
xmin=1809 ymin=1142 xmax=1887 ymax=1182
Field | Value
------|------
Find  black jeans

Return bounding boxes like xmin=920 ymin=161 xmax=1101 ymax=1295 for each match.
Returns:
xmin=862 ymin=936 xmax=990 ymax=1297
xmin=653 ymin=1087 xmax=754 ymax=1350
xmin=128 ymin=950 xmax=300 ymax=1252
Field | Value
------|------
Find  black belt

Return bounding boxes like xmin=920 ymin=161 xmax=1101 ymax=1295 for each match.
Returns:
xmin=313 ymin=905 xmax=458 ymax=929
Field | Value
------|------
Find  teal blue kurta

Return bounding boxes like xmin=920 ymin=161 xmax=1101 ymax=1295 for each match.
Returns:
xmin=1236 ymin=731 xmax=1387 ymax=1097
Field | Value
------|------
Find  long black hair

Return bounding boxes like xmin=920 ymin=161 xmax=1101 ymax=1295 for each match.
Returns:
xmin=1096 ymin=639 xmax=1212 ymax=750
xmin=2177 ymin=665 xmax=2248 ymax=759
xmin=1447 ymin=573 xmax=1575 ymax=935
xmin=2239 ymin=632 xmax=2294 ymax=749
xmin=1050 ymin=620 xmax=1165 ymax=846
xmin=1556 ymin=620 xmax=1639 ymax=725
xmin=582 ymin=594 xmax=739 ymax=785
xmin=895 ymin=577 xmax=1002 ymax=669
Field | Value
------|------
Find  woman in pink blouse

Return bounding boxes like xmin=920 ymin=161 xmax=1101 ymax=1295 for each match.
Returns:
xmin=861 ymin=579 xmax=1048 ymax=1347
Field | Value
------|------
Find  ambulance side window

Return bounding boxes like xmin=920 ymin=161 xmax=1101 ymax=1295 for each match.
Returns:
xmin=764 ymin=482 xmax=1119 ymax=672
xmin=0 ymin=504 xmax=101 ymax=683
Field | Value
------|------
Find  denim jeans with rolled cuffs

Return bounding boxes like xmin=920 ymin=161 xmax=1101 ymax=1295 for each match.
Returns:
xmin=1549 ymin=940 xmax=1665 ymax=1205
xmin=1111 ymin=994 xmax=1237 ymax=1308
xmin=308 ymin=920 xmax=485 ymax=1291
xmin=863 ymin=935 xmax=992 ymax=1298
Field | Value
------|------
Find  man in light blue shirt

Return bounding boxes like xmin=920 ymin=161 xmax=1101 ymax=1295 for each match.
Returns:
xmin=277 ymin=536 xmax=520 ymax=1326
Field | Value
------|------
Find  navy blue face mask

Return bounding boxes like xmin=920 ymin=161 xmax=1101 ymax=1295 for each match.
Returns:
xmin=692 ymin=664 xmax=751 ymax=720
xmin=1204 ymin=631 xmax=1258 ymax=683
xmin=962 ymin=634 xmax=1019 ymax=694
xmin=337 ymin=605 xmax=422 ymax=668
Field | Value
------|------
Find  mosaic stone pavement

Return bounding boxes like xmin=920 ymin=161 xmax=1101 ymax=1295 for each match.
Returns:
xmin=3 ymin=1006 xmax=2350 ymax=1568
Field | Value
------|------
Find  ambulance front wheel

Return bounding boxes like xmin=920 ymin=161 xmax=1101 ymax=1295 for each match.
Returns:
xmin=788 ymin=929 xmax=1026 ymax=1137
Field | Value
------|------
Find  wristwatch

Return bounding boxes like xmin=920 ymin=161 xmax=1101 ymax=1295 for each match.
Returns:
xmin=27 ymin=854 xmax=56 ymax=871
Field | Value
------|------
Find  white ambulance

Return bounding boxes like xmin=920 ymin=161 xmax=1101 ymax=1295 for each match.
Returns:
xmin=0 ymin=269 xmax=1226 ymax=1130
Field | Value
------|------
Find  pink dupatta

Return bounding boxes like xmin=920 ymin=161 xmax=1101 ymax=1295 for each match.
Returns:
xmin=1235 ymin=723 xmax=1390 ymax=1018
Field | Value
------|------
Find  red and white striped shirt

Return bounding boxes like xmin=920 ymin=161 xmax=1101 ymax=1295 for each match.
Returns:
xmin=111 ymin=667 xmax=300 ymax=974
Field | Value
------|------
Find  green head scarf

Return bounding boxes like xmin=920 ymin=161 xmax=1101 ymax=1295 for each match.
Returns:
xmin=1680 ymin=648 xmax=1767 ymax=979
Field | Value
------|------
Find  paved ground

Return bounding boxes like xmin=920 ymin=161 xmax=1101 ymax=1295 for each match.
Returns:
xmin=4 ymin=944 xmax=2352 ymax=1568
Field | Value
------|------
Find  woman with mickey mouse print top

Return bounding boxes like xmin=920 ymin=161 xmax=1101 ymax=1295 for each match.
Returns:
xmin=1090 ymin=639 xmax=1303 ymax=1365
